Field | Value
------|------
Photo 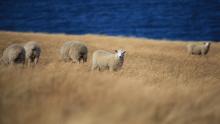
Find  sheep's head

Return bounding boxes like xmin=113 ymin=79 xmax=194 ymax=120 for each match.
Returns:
xmin=204 ymin=42 xmax=211 ymax=47
xmin=115 ymin=49 xmax=126 ymax=59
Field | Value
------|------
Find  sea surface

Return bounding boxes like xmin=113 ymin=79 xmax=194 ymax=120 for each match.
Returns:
xmin=0 ymin=0 xmax=220 ymax=41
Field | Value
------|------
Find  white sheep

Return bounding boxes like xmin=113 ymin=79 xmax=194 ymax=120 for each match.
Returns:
xmin=60 ymin=41 xmax=88 ymax=63
xmin=24 ymin=41 xmax=41 ymax=66
xmin=92 ymin=49 xmax=126 ymax=71
xmin=0 ymin=44 xmax=26 ymax=65
xmin=187 ymin=42 xmax=211 ymax=55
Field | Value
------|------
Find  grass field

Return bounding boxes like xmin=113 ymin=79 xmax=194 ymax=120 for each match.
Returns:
xmin=0 ymin=31 xmax=220 ymax=124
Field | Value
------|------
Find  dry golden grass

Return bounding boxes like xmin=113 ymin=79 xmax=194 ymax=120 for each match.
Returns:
xmin=0 ymin=31 xmax=220 ymax=124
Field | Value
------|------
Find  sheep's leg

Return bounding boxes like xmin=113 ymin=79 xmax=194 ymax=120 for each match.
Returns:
xmin=91 ymin=66 xmax=95 ymax=70
xmin=9 ymin=60 xmax=15 ymax=68
xmin=205 ymin=55 xmax=209 ymax=63
xmin=78 ymin=58 xmax=81 ymax=64
xmin=83 ymin=55 xmax=87 ymax=63
xmin=22 ymin=59 xmax=25 ymax=67
xmin=109 ymin=68 xmax=113 ymax=72
xmin=201 ymin=51 xmax=204 ymax=56
xmin=22 ymin=58 xmax=25 ymax=65
xmin=0 ymin=58 xmax=4 ymax=65
xmin=91 ymin=65 xmax=97 ymax=71
xmin=187 ymin=49 xmax=191 ymax=55
xmin=10 ymin=61 xmax=14 ymax=65
xmin=82 ymin=58 xmax=86 ymax=63
xmin=92 ymin=65 xmax=101 ymax=71
xmin=64 ymin=57 xmax=70 ymax=62
xmin=70 ymin=56 xmax=76 ymax=63
xmin=27 ymin=58 xmax=32 ymax=67
xmin=71 ymin=59 xmax=79 ymax=64
xmin=189 ymin=52 xmax=192 ymax=55
xmin=75 ymin=58 xmax=80 ymax=64
xmin=71 ymin=60 xmax=76 ymax=63
xmin=34 ymin=58 xmax=39 ymax=65
xmin=70 ymin=54 xmax=78 ymax=64
xmin=109 ymin=66 xmax=114 ymax=72
xmin=61 ymin=55 xmax=67 ymax=62
xmin=78 ymin=56 xmax=82 ymax=64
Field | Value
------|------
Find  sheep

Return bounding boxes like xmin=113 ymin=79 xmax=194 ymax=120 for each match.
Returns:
xmin=0 ymin=44 xmax=25 ymax=65
xmin=187 ymin=42 xmax=211 ymax=55
xmin=24 ymin=41 xmax=41 ymax=66
xmin=92 ymin=49 xmax=126 ymax=71
xmin=60 ymin=41 xmax=88 ymax=63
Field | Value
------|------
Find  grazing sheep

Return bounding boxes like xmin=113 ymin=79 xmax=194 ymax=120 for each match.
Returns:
xmin=0 ymin=44 xmax=25 ymax=65
xmin=187 ymin=42 xmax=211 ymax=55
xmin=24 ymin=41 xmax=41 ymax=66
xmin=92 ymin=49 xmax=126 ymax=71
xmin=60 ymin=41 xmax=88 ymax=63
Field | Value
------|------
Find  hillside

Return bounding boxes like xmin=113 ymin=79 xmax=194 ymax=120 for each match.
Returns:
xmin=0 ymin=31 xmax=220 ymax=124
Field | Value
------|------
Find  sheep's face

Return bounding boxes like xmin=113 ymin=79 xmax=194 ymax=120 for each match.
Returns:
xmin=32 ymin=47 xmax=41 ymax=56
xmin=204 ymin=42 xmax=211 ymax=46
xmin=115 ymin=49 xmax=126 ymax=59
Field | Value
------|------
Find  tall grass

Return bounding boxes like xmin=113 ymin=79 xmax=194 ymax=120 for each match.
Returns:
xmin=0 ymin=31 xmax=220 ymax=124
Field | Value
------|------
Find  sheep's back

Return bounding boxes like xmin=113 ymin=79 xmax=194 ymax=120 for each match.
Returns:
xmin=192 ymin=45 xmax=203 ymax=54
xmin=187 ymin=44 xmax=194 ymax=52
xmin=187 ymin=44 xmax=203 ymax=54
xmin=71 ymin=43 xmax=87 ymax=54
xmin=2 ymin=44 xmax=25 ymax=63
xmin=93 ymin=50 xmax=113 ymax=58
xmin=60 ymin=42 xmax=73 ymax=57
xmin=93 ymin=50 xmax=114 ymax=65
xmin=24 ymin=41 xmax=41 ymax=57
xmin=62 ymin=41 xmax=87 ymax=56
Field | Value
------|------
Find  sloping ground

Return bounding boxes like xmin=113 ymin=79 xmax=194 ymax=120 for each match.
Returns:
xmin=0 ymin=31 xmax=220 ymax=124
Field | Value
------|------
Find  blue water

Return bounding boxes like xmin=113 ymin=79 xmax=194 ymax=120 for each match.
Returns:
xmin=0 ymin=0 xmax=220 ymax=41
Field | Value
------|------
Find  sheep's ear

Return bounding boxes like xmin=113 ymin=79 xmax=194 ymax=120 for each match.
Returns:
xmin=115 ymin=50 xmax=118 ymax=53
xmin=123 ymin=51 xmax=126 ymax=54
